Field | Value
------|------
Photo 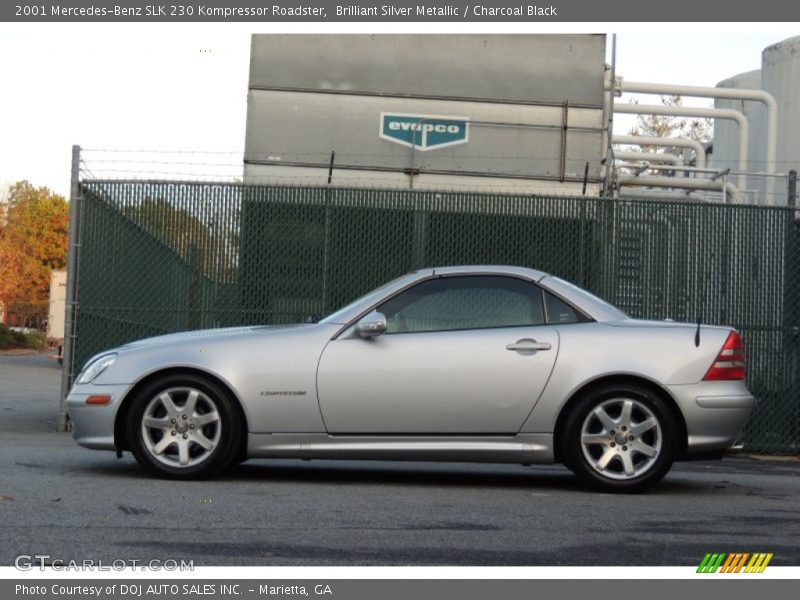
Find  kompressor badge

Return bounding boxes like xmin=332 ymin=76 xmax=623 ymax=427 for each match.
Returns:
xmin=379 ymin=113 xmax=469 ymax=151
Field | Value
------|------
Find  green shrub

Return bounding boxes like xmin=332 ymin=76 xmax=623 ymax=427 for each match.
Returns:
xmin=0 ymin=323 xmax=46 ymax=350
xmin=0 ymin=324 xmax=15 ymax=350
xmin=25 ymin=331 xmax=47 ymax=350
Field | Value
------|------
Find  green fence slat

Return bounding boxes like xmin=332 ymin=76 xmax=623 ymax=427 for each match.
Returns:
xmin=73 ymin=181 xmax=800 ymax=454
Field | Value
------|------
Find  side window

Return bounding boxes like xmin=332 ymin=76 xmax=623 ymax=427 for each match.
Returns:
xmin=377 ymin=276 xmax=545 ymax=334
xmin=544 ymin=290 xmax=581 ymax=324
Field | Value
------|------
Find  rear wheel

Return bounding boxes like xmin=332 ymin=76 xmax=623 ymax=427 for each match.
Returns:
xmin=562 ymin=384 xmax=678 ymax=493
xmin=126 ymin=374 xmax=242 ymax=479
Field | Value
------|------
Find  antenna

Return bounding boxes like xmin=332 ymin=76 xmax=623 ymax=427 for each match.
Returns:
xmin=695 ymin=234 xmax=713 ymax=347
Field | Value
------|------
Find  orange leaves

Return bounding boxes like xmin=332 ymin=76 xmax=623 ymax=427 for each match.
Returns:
xmin=0 ymin=181 xmax=68 ymax=320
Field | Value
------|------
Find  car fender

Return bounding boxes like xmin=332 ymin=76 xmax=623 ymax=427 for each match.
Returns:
xmin=95 ymin=324 xmax=341 ymax=435
xmin=520 ymin=322 xmax=730 ymax=433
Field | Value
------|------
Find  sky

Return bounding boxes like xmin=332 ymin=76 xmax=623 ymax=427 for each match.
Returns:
xmin=0 ymin=25 xmax=797 ymax=198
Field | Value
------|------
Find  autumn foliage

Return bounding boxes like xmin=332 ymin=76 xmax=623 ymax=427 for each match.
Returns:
xmin=0 ymin=181 xmax=69 ymax=329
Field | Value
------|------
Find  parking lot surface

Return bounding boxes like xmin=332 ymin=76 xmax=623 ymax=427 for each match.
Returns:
xmin=1 ymin=354 xmax=798 ymax=566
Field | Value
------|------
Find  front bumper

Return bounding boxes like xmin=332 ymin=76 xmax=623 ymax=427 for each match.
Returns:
xmin=666 ymin=381 xmax=756 ymax=453
xmin=66 ymin=382 xmax=133 ymax=450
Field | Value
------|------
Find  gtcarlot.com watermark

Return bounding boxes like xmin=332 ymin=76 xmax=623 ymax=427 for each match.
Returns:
xmin=14 ymin=554 xmax=194 ymax=571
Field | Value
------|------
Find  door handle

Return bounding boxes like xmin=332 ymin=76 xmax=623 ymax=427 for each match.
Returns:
xmin=506 ymin=338 xmax=552 ymax=352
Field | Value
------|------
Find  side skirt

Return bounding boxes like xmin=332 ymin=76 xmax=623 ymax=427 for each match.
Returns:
xmin=247 ymin=433 xmax=554 ymax=465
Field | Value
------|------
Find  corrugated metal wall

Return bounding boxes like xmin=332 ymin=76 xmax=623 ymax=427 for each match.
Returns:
xmin=244 ymin=34 xmax=607 ymax=193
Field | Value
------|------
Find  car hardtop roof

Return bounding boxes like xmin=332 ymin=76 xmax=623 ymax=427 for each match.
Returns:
xmin=417 ymin=265 xmax=550 ymax=282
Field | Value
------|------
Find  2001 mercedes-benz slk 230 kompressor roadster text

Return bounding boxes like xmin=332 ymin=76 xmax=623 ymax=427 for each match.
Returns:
xmin=67 ymin=266 xmax=755 ymax=492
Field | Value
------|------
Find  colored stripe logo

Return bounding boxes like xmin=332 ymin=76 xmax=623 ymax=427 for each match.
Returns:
xmin=697 ymin=552 xmax=773 ymax=573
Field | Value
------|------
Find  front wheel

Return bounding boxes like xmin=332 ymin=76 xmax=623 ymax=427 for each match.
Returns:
xmin=562 ymin=384 xmax=678 ymax=493
xmin=126 ymin=374 xmax=243 ymax=479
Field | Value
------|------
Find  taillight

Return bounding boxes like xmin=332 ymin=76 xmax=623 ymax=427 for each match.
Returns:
xmin=704 ymin=331 xmax=746 ymax=380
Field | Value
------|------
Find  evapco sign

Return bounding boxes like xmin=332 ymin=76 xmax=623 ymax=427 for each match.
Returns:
xmin=380 ymin=113 xmax=469 ymax=151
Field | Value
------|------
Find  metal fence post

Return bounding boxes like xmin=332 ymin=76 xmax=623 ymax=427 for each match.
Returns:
xmin=58 ymin=145 xmax=82 ymax=431
xmin=602 ymin=34 xmax=617 ymax=197
xmin=788 ymin=169 xmax=797 ymax=208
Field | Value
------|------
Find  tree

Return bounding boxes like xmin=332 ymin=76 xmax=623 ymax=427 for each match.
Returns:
xmin=123 ymin=196 xmax=238 ymax=283
xmin=623 ymin=95 xmax=712 ymax=168
xmin=627 ymin=95 xmax=712 ymax=143
xmin=0 ymin=181 xmax=69 ymax=329
xmin=123 ymin=197 xmax=217 ymax=276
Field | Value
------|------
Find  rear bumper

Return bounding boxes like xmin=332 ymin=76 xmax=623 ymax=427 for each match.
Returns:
xmin=666 ymin=381 xmax=756 ymax=454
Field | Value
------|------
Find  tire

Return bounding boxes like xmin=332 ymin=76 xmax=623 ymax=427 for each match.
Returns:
xmin=125 ymin=373 xmax=243 ymax=480
xmin=561 ymin=384 xmax=678 ymax=493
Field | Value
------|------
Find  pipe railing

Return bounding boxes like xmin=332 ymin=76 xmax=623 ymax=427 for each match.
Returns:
xmin=614 ymin=103 xmax=748 ymax=190
xmin=617 ymin=174 xmax=742 ymax=203
xmin=613 ymin=135 xmax=706 ymax=169
xmin=614 ymin=150 xmax=683 ymax=166
xmin=613 ymin=79 xmax=778 ymax=205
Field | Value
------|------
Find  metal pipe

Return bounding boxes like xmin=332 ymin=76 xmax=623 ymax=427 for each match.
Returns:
xmin=614 ymin=151 xmax=683 ymax=166
xmin=602 ymin=35 xmax=617 ymax=197
xmin=559 ymin=100 xmax=569 ymax=182
xmin=617 ymin=175 xmax=742 ymax=203
xmin=613 ymin=135 xmax=706 ymax=168
xmin=617 ymin=164 xmax=728 ymax=175
xmin=618 ymin=189 xmax=708 ymax=202
xmin=615 ymin=103 xmax=748 ymax=190
xmin=59 ymin=145 xmax=82 ymax=431
xmin=615 ymin=79 xmax=778 ymax=205
xmin=617 ymin=164 xmax=750 ymax=194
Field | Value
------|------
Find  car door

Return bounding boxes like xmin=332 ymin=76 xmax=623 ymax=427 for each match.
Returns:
xmin=316 ymin=275 xmax=560 ymax=434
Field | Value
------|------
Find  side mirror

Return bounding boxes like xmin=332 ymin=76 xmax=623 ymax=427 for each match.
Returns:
xmin=356 ymin=311 xmax=387 ymax=338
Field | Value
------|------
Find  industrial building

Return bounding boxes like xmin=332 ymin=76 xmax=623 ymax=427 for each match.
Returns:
xmin=243 ymin=34 xmax=799 ymax=206
xmin=713 ymin=35 xmax=800 ymax=205
xmin=244 ymin=34 xmax=608 ymax=195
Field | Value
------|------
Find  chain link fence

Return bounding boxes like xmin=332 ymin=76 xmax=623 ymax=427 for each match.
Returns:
xmin=68 ymin=180 xmax=799 ymax=454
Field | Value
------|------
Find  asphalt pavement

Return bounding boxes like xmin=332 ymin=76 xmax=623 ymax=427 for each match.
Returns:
xmin=1 ymin=353 xmax=798 ymax=566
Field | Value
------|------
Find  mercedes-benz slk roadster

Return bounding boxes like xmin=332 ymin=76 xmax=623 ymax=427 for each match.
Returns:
xmin=67 ymin=266 xmax=754 ymax=492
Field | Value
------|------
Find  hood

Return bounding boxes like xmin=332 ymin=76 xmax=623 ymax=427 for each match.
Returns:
xmin=118 ymin=323 xmax=312 ymax=351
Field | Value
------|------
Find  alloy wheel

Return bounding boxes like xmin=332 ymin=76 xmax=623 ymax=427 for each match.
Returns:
xmin=579 ymin=397 xmax=662 ymax=480
xmin=140 ymin=387 xmax=222 ymax=468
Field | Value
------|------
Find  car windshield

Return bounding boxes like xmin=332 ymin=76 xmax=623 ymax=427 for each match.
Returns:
xmin=319 ymin=273 xmax=417 ymax=324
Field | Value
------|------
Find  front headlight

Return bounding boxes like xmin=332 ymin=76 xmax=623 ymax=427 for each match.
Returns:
xmin=76 ymin=353 xmax=117 ymax=384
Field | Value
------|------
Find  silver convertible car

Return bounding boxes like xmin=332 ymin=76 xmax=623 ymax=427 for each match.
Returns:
xmin=67 ymin=266 xmax=754 ymax=492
